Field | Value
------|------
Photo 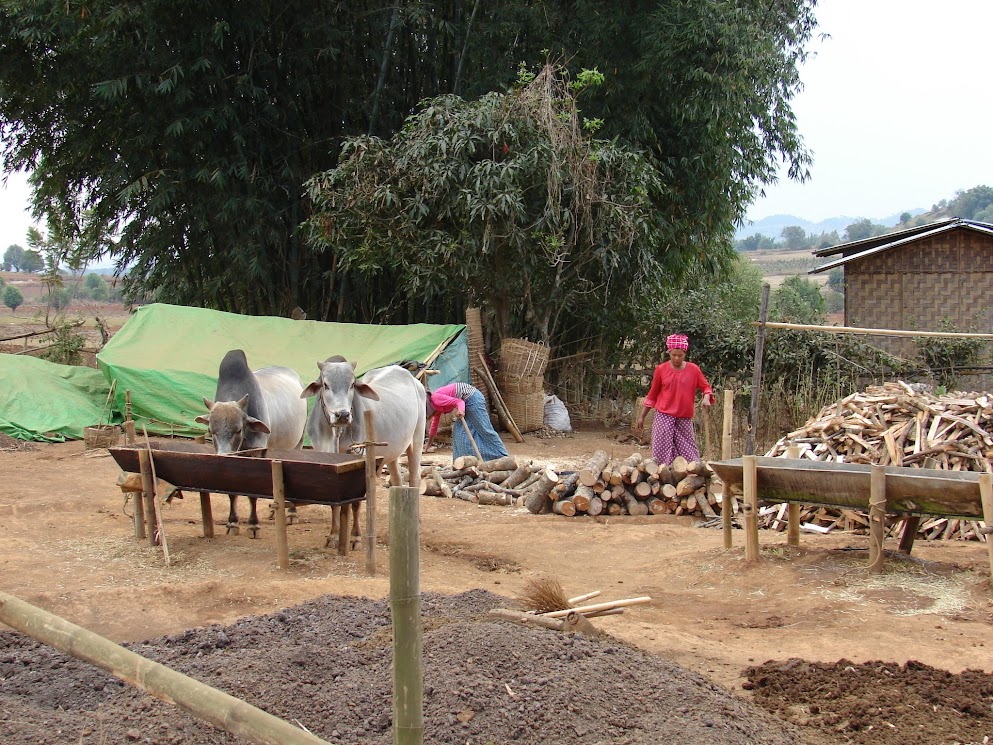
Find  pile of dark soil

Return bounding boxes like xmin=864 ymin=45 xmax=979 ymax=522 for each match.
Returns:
xmin=0 ymin=433 xmax=35 ymax=451
xmin=0 ymin=590 xmax=798 ymax=744
xmin=744 ymin=657 xmax=993 ymax=744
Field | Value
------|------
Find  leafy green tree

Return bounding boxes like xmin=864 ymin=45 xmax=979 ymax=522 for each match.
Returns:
xmin=772 ymin=275 xmax=825 ymax=324
xmin=814 ymin=230 xmax=839 ymax=249
xmin=826 ymin=268 xmax=844 ymax=292
xmin=781 ymin=225 xmax=808 ymax=249
xmin=308 ymin=65 xmax=690 ymax=346
xmin=0 ymin=0 xmax=817 ymax=320
xmin=2 ymin=284 xmax=23 ymax=313
xmin=947 ymin=186 xmax=993 ymax=220
xmin=19 ymin=249 xmax=43 ymax=273
xmin=915 ymin=318 xmax=986 ymax=388
xmin=899 ymin=212 xmax=912 ymax=224
xmin=86 ymin=274 xmax=109 ymax=301
xmin=3 ymin=244 xmax=25 ymax=271
xmin=843 ymin=218 xmax=887 ymax=242
xmin=735 ymin=233 xmax=778 ymax=252
xmin=47 ymin=286 xmax=72 ymax=312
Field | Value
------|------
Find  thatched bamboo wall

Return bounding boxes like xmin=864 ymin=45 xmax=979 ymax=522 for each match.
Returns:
xmin=844 ymin=228 xmax=993 ymax=359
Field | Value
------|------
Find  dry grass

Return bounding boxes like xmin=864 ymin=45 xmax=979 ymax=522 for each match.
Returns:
xmin=516 ymin=577 xmax=572 ymax=613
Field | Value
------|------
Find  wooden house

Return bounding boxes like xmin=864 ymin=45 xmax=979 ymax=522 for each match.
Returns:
xmin=810 ymin=218 xmax=993 ymax=359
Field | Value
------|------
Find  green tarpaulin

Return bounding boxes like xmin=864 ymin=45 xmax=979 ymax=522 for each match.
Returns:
xmin=97 ymin=303 xmax=467 ymax=437
xmin=0 ymin=355 xmax=119 ymax=442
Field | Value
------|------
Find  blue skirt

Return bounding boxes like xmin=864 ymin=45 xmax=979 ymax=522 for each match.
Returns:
xmin=452 ymin=391 xmax=508 ymax=462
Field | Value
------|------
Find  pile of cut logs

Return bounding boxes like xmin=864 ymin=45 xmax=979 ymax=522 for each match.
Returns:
xmin=418 ymin=450 xmax=721 ymax=518
xmin=757 ymin=380 xmax=993 ymax=542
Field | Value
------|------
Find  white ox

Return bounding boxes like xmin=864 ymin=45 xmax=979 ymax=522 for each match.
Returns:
xmin=302 ymin=357 xmax=425 ymax=547
xmin=302 ymin=356 xmax=425 ymax=487
xmin=195 ymin=349 xmax=307 ymax=537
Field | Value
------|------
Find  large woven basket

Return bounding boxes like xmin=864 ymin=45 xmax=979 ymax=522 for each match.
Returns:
xmin=499 ymin=338 xmax=550 ymax=379
xmin=502 ymin=389 xmax=545 ymax=433
xmin=495 ymin=371 xmax=543 ymax=395
xmin=84 ymin=424 xmax=121 ymax=450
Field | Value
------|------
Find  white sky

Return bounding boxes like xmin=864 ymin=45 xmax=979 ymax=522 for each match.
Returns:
xmin=748 ymin=0 xmax=993 ymax=223
xmin=3 ymin=2 xmax=992 ymax=248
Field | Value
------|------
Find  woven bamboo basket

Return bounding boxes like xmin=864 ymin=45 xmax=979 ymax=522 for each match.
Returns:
xmin=84 ymin=424 xmax=121 ymax=450
xmin=499 ymin=338 xmax=550 ymax=379
xmin=502 ymin=389 xmax=545 ymax=433
xmin=495 ymin=371 xmax=543 ymax=395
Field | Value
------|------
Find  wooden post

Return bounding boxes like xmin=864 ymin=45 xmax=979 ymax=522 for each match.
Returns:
xmin=138 ymin=449 xmax=158 ymax=548
xmin=364 ymin=410 xmax=378 ymax=576
xmin=897 ymin=516 xmax=921 ymax=554
xmin=133 ymin=477 xmax=147 ymax=541
xmin=0 ymin=592 xmax=333 ymax=745
xmin=198 ymin=491 xmax=214 ymax=539
xmin=123 ymin=390 xmax=136 ymax=445
xmin=979 ymin=474 xmax=993 ymax=581
xmin=390 ymin=485 xmax=423 ymax=745
xmin=458 ymin=415 xmax=483 ymax=462
xmin=743 ymin=454 xmax=759 ymax=562
xmin=272 ymin=461 xmax=289 ymax=571
xmin=721 ymin=388 xmax=734 ymax=549
xmin=786 ymin=444 xmax=801 ymax=547
xmin=868 ymin=464 xmax=886 ymax=573
xmin=744 ymin=284 xmax=770 ymax=457
xmin=721 ymin=389 xmax=734 ymax=460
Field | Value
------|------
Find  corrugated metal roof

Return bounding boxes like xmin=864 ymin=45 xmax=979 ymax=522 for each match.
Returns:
xmin=810 ymin=218 xmax=993 ymax=274
xmin=812 ymin=218 xmax=959 ymax=257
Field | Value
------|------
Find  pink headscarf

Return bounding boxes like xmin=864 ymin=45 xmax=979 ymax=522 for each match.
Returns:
xmin=666 ymin=334 xmax=689 ymax=351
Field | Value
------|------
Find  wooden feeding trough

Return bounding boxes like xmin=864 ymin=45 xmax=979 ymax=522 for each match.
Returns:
xmin=110 ymin=439 xmax=383 ymax=570
xmin=709 ymin=456 xmax=993 ymax=575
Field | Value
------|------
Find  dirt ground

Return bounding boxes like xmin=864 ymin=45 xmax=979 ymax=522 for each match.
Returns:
xmin=2 ymin=426 xmax=993 ymax=744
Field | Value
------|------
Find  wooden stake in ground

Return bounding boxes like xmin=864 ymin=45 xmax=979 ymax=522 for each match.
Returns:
xmin=868 ymin=464 xmax=887 ymax=573
xmin=743 ymin=454 xmax=759 ymax=562
xmin=363 ymin=410 xmax=378 ymax=576
xmin=980 ymin=473 xmax=993 ymax=581
xmin=272 ymin=460 xmax=289 ymax=570
xmin=786 ymin=444 xmax=801 ymax=547
xmin=390 ymin=485 xmax=423 ymax=745
xmin=721 ymin=388 xmax=735 ymax=549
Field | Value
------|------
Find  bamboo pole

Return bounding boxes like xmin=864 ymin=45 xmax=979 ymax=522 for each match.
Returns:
xmin=0 ymin=591 xmax=333 ymax=745
xmin=567 ymin=590 xmax=601 ymax=605
xmin=721 ymin=388 xmax=735 ymax=549
xmin=364 ymin=410 xmax=378 ymax=576
xmin=488 ymin=608 xmax=565 ymax=630
xmin=744 ymin=285 xmax=770 ymax=457
xmin=474 ymin=354 xmax=524 ymax=443
xmin=542 ymin=596 xmax=651 ymax=619
xmin=143 ymin=428 xmax=170 ymax=565
xmin=868 ymin=465 xmax=887 ymax=573
xmin=753 ymin=320 xmax=993 ymax=339
xmin=138 ymin=449 xmax=158 ymax=549
xmin=272 ymin=461 xmax=289 ymax=571
xmin=458 ymin=414 xmax=483 ymax=462
xmin=743 ymin=454 xmax=759 ymax=562
xmin=786 ymin=444 xmax=801 ymax=547
xmin=390 ymin=485 xmax=423 ymax=745
xmin=979 ymin=474 xmax=993 ymax=581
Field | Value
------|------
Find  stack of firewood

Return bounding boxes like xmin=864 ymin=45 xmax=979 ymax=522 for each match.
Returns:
xmin=753 ymin=380 xmax=993 ymax=542
xmin=416 ymin=450 xmax=722 ymax=517
xmin=522 ymin=450 xmax=720 ymax=517
xmin=765 ymin=381 xmax=993 ymax=471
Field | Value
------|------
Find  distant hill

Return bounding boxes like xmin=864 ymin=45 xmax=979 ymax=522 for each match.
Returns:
xmin=736 ymin=209 xmax=926 ymax=241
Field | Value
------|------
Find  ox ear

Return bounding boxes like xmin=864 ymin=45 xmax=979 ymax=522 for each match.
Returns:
xmin=354 ymin=381 xmax=380 ymax=401
xmin=350 ymin=360 xmax=358 ymax=370
xmin=245 ymin=416 xmax=271 ymax=434
xmin=202 ymin=397 xmax=215 ymax=411
xmin=301 ymin=380 xmax=321 ymax=398
xmin=316 ymin=360 xmax=326 ymax=372
xmin=194 ymin=414 xmax=210 ymax=425
xmin=236 ymin=394 xmax=250 ymax=410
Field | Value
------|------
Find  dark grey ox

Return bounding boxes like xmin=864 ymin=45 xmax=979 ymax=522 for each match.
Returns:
xmin=195 ymin=349 xmax=307 ymax=537
xmin=302 ymin=357 xmax=426 ymax=546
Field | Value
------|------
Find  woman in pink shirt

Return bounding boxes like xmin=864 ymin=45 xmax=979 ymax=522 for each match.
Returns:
xmin=425 ymin=382 xmax=508 ymax=462
xmin=634 ymin=334 xmax=713 ymax=464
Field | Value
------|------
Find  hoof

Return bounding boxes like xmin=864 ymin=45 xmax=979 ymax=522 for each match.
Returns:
xmin=247 ymin=525 xmax=260 ymax=539
xmin=226 ymin=524 xmax=240 ymax=536
xmin=286 ymin=514 xmax=298 ymax=526
xmin=324 ymin=535 xmax=337 ymax=549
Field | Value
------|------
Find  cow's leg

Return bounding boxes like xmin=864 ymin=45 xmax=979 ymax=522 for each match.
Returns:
xmin=406 ymin=442 xmax=422 ymax=489
xmin=226 ymin=495 xmax=241 ymax=535
xmin=246 ymin=497 xmax=260 ymax=539
xmin=325 ymin=505 xmax=341 ymax=548
xmin=268 ymin=500 xmax=299 ymax=524
xmin=350 ymin=502 xmax=362 ymax=550
xmin=386 ymin=459 xmax=403 ymax=486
